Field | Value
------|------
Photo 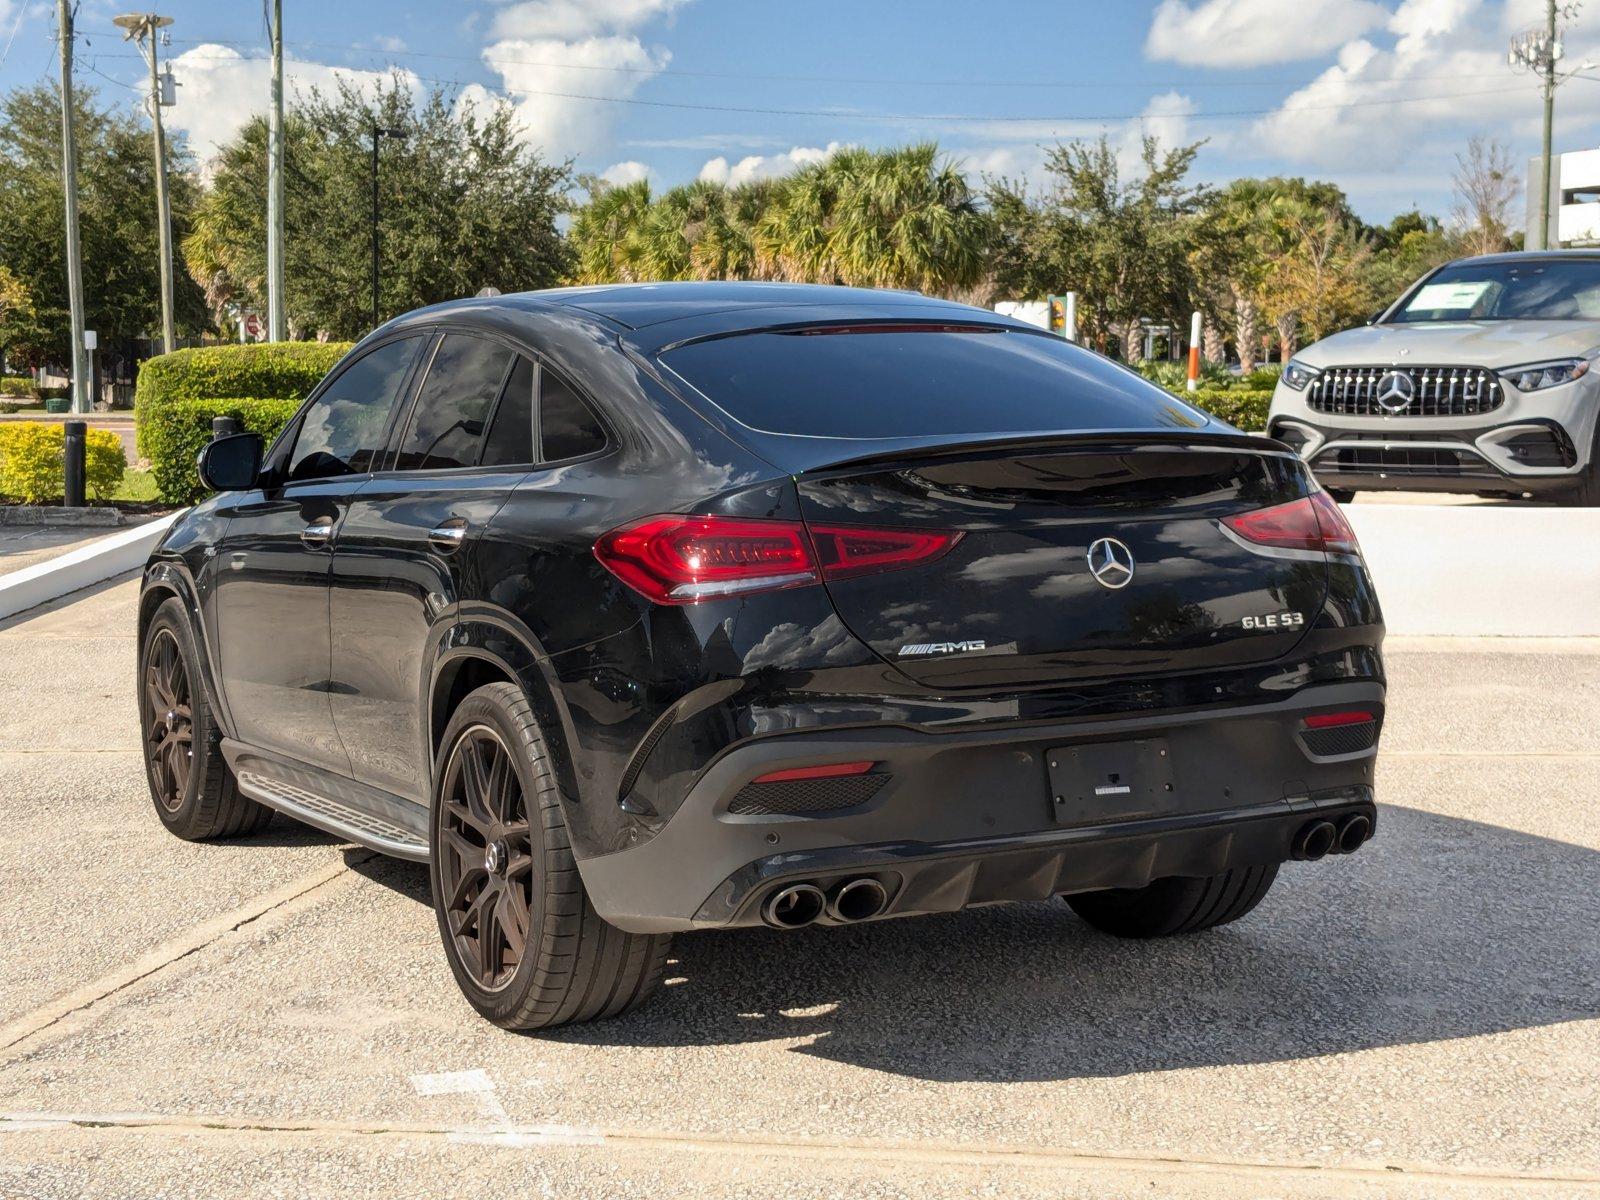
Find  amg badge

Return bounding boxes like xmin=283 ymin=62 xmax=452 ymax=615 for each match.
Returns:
xmin=899 ymin=640 xmax=988 ymax=657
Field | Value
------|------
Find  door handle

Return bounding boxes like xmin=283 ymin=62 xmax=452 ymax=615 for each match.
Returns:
xmin=428 ymin=519 xmax=467 ymax=554
xmin=300 ymin=518 xmax=335 ymax=547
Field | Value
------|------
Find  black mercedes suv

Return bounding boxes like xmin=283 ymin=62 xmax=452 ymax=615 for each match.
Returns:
xmin=138 ymin=283 xmax=1384 ymax=1030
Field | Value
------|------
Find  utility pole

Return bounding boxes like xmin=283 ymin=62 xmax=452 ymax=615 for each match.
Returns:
xmin=115 ymin=13 xmax=176 ymax=354
xmin=56 ymin=0 xmax=90 ymax=415
xmin=266 ymin=0 xmax=285 ymax=341
xmin=1510 ymin=2 xmax=1585 ymax=250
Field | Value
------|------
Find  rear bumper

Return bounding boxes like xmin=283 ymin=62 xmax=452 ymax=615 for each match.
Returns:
xmin=578 ymin=680 xmax=1383 ymax=933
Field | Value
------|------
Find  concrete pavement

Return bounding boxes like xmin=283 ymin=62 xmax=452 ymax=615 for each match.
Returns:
xmin=0 ymin=577 xmax=1595 ymax=1198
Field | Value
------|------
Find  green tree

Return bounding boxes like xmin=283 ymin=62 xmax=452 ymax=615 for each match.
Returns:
xmin=0 ymin=85 xmax=207 ymax=366
xmin=988 ymin=136 xmax=1206 ymax=360
xmin=188 ymin=77 xmax=571 ymax=340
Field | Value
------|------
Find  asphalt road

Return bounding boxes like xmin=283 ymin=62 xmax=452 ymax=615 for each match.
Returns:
xmin=0 ymin=578 xmax=1596 ymax=1198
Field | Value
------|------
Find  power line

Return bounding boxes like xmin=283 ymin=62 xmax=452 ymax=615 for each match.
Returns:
xmin=78 ymin=48 xmax=1544 ymax=126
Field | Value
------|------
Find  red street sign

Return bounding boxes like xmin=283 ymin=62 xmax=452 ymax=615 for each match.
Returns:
xmin=243 ymin=313 xmax=263 ymax=339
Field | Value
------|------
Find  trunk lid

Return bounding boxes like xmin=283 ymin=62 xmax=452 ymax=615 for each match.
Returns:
xmin=796 ymin=437 xmax=1327 ymax=689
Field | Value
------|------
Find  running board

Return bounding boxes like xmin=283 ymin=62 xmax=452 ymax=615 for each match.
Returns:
xmin=222 ymin=742 xmax=430 ymax=861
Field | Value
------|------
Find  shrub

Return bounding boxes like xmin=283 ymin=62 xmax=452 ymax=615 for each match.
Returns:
xmin=1240 ymin=364 xmax=1282 ymax=390
xmin=0 ymin=423 xmax=127 ymax=504
xmin=0 ymin=375 xmax=37 ymax=399
xmin=134 ymin=342 xmax=350 ymax=457
xmin=1184 ymin=387 xmax=1273 ymax=432
xmin=143 ymin=396 xmax=301 ymax=504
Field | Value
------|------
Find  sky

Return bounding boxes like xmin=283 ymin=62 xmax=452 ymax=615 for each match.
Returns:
xmin=3 ymin=0 xmax=1600 ymax=224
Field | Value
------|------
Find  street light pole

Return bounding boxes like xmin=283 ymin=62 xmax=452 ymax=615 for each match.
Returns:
xmin=370 ymin=124 xmax=406 ymax=330
xmin=56 ymin=0 xmax=90 ymax=414
xmin=266 ymin=0 xmax=285 ymax=342
xmin=1510 ymin=1 xmax=1583 ymax=250
xmin=114 ymin=12 xmax=176 ymax=353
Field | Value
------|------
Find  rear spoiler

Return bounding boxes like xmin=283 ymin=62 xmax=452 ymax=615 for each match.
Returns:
xmin=797 ymin=429 xmax=1300 ymax=477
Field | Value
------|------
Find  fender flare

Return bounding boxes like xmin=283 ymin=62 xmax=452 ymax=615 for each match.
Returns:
xmin=139 ymin=561 xmax=237 ymax=741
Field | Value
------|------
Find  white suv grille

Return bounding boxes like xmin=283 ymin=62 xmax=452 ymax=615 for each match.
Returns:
xmin=1307 ymin=366 xmax=1504 ymax=417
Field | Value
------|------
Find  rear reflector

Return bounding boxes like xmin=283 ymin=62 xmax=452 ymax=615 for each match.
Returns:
xmin=594 ymin=514 xmax=960 ymax=604
xmin=1222 ymin=489 xmax=1361 ymax=557
xmin=1303 ymin=710 xmax=1375 ymax=729
xmin=751 ymin=761 xmax=876 ymax=784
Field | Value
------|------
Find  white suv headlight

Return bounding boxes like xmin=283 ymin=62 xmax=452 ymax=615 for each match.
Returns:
xmin=1501 ymin=358 xmax=1591 ymax=392
xmin=1281 ymin=360 xmax=1321 ymax=391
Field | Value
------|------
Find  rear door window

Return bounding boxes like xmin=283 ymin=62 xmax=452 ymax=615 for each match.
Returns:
xmin=660 ymin=325 xmax=1209 ymax=440
xmin=480 ymin=355 xmax=536 ymax=467
xmin=395 ymin=333 xmax=516 ymax=471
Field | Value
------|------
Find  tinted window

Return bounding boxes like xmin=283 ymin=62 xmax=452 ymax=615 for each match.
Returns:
xmin=395 ymin=334 xmax=515 ymax=471
xmin=288 ymin=337 xmax=419 ymax=481
xmin=541 ymin=369 xmax=608 ymax=460
xmin=481 ymin=355 xmax=535 ymax=467
xmin=1391 ymin=258 xmax=1600 ymax=322
xmin=660 ymin=326 xmax=1209 ymax=440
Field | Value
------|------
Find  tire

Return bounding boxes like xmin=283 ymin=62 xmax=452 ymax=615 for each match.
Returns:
xmin=1324 ymin=488 xmax=1356 ymax=504
xmin=1572 ymin=461 xmax=1600 ymax=507
xmin=1065 ymin=863 xmax=1278 ymax=939
xmin=139 ymin=597 xmax=273 ymax=841
xmin=429 ymin=681 xmax=672 ymax=1031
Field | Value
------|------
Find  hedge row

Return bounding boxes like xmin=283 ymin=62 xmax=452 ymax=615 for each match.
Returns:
xmin=1181 ymin=387 xmax=1273 ymax=432
xmin=144 ymin=397 xmax=302 ymax=504
xmin=135 ymin=342 xmax=350 ymax=457
xmin=0 ymin=423 xmax=126 ymax=504
xmin=1 ymin=375 xmax=37 ymax=399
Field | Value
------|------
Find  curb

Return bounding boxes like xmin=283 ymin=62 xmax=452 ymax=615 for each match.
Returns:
xmin=0 ymin=509 xmax=185 ymax=621
xmin=1344 ymin=503 xmax=1600 ymax=637
xmin=0 ymin=506 xmax=127 ymax=527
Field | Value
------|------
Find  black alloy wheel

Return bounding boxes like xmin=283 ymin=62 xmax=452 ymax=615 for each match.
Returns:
xmin=435 ymin=724 xmax=535 ymax=993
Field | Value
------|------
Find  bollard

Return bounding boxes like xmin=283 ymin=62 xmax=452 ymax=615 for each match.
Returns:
xmin=212 ymin=415 xmax=241 ymax=441
xmin=64 ymin=420 xmax=86 ymax=508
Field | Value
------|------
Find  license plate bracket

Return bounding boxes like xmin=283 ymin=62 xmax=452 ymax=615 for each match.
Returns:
xmin=1046 ymin=737 xmax=1176 ymax=825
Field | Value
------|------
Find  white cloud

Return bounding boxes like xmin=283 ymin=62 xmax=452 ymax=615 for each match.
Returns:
xmin=166 ymin=45 xmax=417 ymax=169
xmin=1146 ymin=0 xmax=1388 ymax=66
xmin=487 ymin=0 xmax=688 ymax=40
xmin=600 ymin=159 xmax=650 ymax=185
xmin=1249 ymin=0 xmax=1600 ymax=172
xmin=698 ymin=142 xmax=842 ymax=186
xmin=469 ymin=0 xmax=691 ymax=160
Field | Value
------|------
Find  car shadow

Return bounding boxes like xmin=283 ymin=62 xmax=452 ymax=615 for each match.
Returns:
xmin=348 ymin=804 xmax=1600 ymax=1083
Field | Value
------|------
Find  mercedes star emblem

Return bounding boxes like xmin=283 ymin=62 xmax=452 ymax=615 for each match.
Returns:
xmin=1086 ymin=537 xmax=1136 ymax=590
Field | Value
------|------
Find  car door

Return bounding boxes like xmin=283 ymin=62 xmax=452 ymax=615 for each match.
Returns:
xmin=211 ymin=334 xmax=425 ymax=776
xmin=327 ymin=331 xmax=534 ymax=802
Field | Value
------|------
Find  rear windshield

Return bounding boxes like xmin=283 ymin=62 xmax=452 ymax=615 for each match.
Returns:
xmin=659 ymin=325 xmax=1212 ymax=440
xmin=1391 ymin=259 xmax=1600 ymax=322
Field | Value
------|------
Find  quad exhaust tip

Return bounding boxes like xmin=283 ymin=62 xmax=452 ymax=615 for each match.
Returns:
xmin=1335 ymin=812 xmax=1372 ymax=855
xmin=828 ymin=878 xmax=889 ymax=924
xmin=762 ymin=883 xmax=826 ymax=929
xmin=1292 ymin=819 xmax=1338 ymax=862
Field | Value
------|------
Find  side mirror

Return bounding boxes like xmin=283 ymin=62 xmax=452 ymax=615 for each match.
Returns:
xmin=197 ymin=432 xmax=263 ymax=492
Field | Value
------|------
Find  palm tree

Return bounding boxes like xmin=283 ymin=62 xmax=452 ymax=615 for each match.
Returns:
xmin=568 ymin=177 xmax=653 ymax=283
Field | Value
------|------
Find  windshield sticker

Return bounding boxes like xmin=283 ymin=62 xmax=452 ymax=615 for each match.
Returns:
xmin=1407 ymin=281 xmax=1492 ymax=311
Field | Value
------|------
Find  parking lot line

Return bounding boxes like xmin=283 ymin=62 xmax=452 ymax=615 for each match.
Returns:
xmin=3 ymin=1109 xmax=1596 ymax=1195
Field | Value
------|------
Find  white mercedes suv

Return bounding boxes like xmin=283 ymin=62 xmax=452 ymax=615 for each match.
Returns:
xmin=1267 ymin=251 xmax=1600 ymax=505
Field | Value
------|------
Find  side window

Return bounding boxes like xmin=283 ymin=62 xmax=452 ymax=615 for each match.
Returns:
xmin=480 ymin=356 xmax=535 ymax=467
xmin=395 ymin=334 xmax=515 ymax=472
xmin=541 ymin=367 xmax=607 ymax=461
xmin=287 ymin=337 xmax=420 ymax=481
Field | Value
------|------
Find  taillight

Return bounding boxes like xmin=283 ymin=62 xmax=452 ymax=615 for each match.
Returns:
xmin=1222 ymin=490 xmax=1360 ymax=557
xmin=594 ymin=515 xmax=961 ymax=604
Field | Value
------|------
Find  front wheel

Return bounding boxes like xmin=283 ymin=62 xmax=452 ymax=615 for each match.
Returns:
xmin=1065 ymin=863 xmax=1278 ymax=939
xmin=429 ymin=682 xmax=672 ymax=1030
xmin=139 ymin=597 xmax=273 ymax=840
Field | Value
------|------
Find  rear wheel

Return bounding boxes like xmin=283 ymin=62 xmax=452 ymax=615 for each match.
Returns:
xmin=139 ymin=597 xmax=273 ymax=840
xmin=1065 ymin=863 xmax=1278 ymax=939
xmin=429 ymin=682 xmax=672 ymax=1030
